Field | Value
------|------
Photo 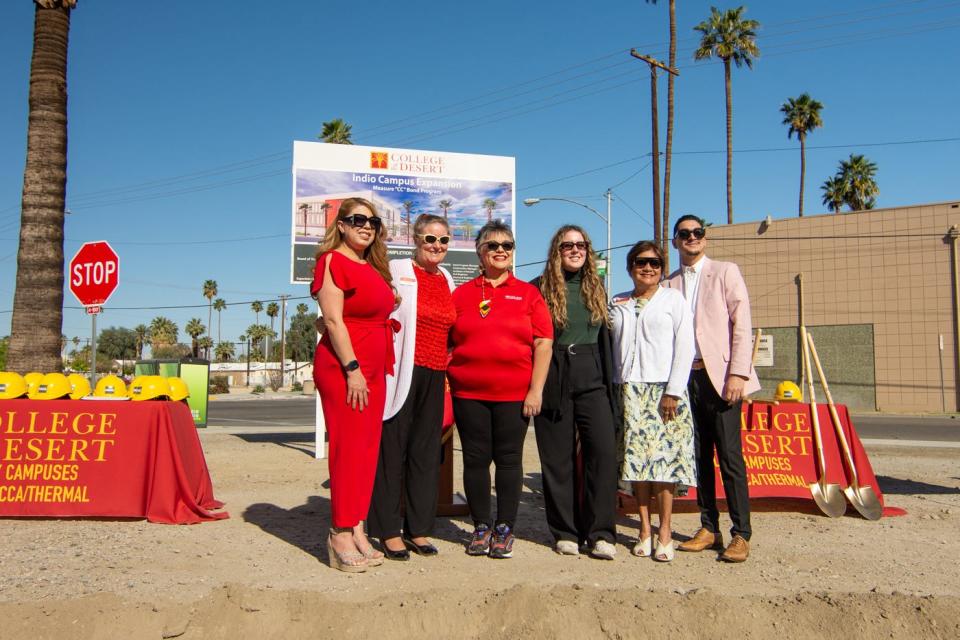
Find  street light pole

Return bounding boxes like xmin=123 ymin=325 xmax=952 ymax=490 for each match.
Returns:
xmin=523 ymin=196 xmax=612 ymax=295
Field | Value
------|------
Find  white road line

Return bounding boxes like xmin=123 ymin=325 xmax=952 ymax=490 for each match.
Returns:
xmin=862 ymin=438 xmax=960 ymax=449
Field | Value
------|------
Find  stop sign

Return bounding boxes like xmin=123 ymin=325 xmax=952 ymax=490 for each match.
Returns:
xmin=69 ymin=241 xmax=119 ymax=307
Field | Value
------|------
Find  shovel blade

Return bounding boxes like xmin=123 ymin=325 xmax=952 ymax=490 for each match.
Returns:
xmin=810 ymin=481 xmax=846 ymax=518
xmin=844 ymin=485 xmax=883 ymax=520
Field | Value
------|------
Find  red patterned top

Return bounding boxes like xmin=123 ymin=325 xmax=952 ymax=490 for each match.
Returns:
xmin=414 ymin=266 xmax=456 ymax=370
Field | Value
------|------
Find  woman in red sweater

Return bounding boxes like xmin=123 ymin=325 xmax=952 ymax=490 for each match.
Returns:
xmin=448 ymin=220 xmax=554 ymax=559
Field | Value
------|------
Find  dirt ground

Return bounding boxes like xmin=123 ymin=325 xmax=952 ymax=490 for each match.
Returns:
xmin=0 ymin=422 xmax=958 ymax=639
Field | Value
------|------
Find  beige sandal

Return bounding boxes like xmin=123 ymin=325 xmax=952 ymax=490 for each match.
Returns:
xmin=328 ymin=528 xmax=368 ymax=573
xmin=654 ymin=538 xmax=675 ymax=562
xmin=632 ymin=536 xmax=653 ymax=557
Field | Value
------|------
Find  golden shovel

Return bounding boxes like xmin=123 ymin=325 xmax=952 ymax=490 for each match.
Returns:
xmin=807 ymin=333 xmax=883 ymax=521
xmin=800 ymin=328 xmax=846 ymax=517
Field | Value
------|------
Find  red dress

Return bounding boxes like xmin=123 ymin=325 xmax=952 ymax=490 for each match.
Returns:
xmin=312 ymin=250 xmax=396 ymax=528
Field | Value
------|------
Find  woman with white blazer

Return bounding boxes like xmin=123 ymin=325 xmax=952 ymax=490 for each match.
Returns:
xmin=367 ymin=214 xmax=456 ymax=561
xmin=609 ymin=240 xmax=696 ymax=563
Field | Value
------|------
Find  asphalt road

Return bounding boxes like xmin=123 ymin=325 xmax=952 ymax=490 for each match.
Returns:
xmin=207 ymin=397 xmax=960 ymax=442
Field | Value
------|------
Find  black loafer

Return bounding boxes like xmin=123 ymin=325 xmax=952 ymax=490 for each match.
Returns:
xmin=383 ymin=546 xmax=410 ymax=561
xmin=403 ymin=537 xmax=439 ymax=556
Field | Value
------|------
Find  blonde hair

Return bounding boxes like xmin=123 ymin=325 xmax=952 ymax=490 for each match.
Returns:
xmin=539 ymin=225 xmax=608 ymax=328
xmin=316 ymin=197 xmax=391 ymax=285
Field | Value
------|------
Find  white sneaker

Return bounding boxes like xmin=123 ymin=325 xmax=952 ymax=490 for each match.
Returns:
xmin=591 ymin=540 xmax=617 ymax=560
xmin=555 ymin=540 xmax=580 ymax=556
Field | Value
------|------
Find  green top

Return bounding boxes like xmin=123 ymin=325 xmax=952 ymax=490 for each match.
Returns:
xmin=557 ymin=270 xmax=600 ymax=345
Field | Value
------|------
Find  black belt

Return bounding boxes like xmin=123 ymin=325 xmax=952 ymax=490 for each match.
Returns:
xmin=557 ymin=342 xmax=600 ymax=356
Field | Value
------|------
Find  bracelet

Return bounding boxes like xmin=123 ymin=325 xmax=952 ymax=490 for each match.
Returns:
xmin=342 ymin=359 xmax=360 ymax=373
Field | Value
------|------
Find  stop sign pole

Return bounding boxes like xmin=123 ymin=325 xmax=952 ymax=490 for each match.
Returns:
xmin=68 ymin=241 xmax=120 ymax=385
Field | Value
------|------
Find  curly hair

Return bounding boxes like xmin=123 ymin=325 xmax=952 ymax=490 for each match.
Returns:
xmin=315 ymin=197 xmax=392 ymax=285
xmin=539 ymin=225 xmax=608 ymax=328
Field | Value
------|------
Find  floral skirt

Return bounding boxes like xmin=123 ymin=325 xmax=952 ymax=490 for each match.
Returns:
xmin=619 ymin=381 xmax=697 ymax=491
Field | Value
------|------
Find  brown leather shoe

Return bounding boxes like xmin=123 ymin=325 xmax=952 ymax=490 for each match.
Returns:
xmin=677 ymin=528 xmax=723 ymax=552
xmin=720 ymin=535 xmax=750 ymax=563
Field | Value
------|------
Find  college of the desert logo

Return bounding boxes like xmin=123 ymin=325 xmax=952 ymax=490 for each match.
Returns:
xmin=370 ymin=152 xmax=388 ymax=169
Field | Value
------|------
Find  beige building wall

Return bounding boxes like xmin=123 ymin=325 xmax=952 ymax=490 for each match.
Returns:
xmin=702 ymin=201 xmax=960 ymax=412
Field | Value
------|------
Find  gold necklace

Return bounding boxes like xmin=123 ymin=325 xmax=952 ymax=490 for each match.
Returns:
xmin=479 ymin=277 xmax=492 ymax=318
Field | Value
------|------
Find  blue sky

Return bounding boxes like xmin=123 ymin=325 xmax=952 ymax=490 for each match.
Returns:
xmin=1 ymin=0 xmax=958 ymax=347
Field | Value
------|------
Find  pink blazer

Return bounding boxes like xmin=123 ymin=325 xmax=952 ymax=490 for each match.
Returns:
xmin=665 ymin=256 xmax=761 ymax=398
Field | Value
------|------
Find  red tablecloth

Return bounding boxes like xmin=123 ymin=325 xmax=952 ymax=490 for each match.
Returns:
xmin=0 ymin=399 xmax=227 ymax=524
xmin=680 ymin=401 xmax=884 ymax=505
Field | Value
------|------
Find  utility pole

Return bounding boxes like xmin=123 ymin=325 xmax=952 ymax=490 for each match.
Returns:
xmin=630 ymin=50 xmax=679 ymax=262
xmin=279 ymin=294 xmax=289 ymax=388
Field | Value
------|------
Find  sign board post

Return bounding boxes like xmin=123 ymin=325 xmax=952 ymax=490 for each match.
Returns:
xmin=69 ymin=241 xmax=119 ymax=385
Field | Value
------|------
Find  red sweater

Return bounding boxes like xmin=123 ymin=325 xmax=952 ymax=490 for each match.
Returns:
xmin=413 ymin=266 xmax=456 ymax=370
xmin=447 ymin=274 xmax=553 ymax=401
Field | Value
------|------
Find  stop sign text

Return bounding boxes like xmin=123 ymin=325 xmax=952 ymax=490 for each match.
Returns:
xmin=69 ymin=241 xmax=120 ymax=307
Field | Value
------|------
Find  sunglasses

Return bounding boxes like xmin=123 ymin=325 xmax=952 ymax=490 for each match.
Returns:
xmin=482 ymin=241 xmax=515 ymax=252
xmin=632 ymin=257 xmax=663 ymax=269
xmin=559 ymin=241 xmax=589 ymax=252
xmin=417 ymin=234 xmax=451 ymax=245
xmin=341 ymin=214 xmax=382 ymax=230
xmin=675 ymin=227 xmax=706 ymax=240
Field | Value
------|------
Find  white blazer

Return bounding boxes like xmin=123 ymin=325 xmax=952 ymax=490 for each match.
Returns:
xmin=383 ymin=258 xmax=455 ymax=420
xmin=609 ymin=286 xmax=695 ymax=397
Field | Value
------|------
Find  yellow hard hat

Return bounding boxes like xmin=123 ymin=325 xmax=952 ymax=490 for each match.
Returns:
xmin=29 ymin=372 xmax=72 ymax=400
xmin=0 ymin=372 xmax=28 ymax=399
xmin=93 ymin=374 xmax=128 ymax=398
xmin=166 ymin=376 xmax=190 ymax=402
xmin=67 ymin=373 xmax=92 ymax=400
xmin=24 ymin=372 xmax=44 ymax=396
xmin=775 ymin=380 xmax=803 ymax=402
xmin=128 ymin=375 xmax=171 ymax=401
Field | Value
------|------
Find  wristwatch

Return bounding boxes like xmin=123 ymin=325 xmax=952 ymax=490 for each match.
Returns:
xmin=342 ymin=360 xmax=360 ymax=373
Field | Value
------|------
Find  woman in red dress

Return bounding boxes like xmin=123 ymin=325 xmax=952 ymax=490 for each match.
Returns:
xmin=312 ymin=197 xmax=396 ymax=573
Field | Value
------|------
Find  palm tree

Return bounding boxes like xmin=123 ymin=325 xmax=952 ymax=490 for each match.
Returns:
xmin=133 ymin=324 xmax=150 ymax=359
xmin=202 ymin=279 xmax=217 ymax=338
xmin=266 ymin=302 xmax=279 ymax=360
xmin=149 ymin=317 xmax=178 ymax=349
xmin=694 ymin=6 xmax=760 ymax=225
xmin=820 ymin=176 xmax=847 ymax=213
xmin=298 ymin=202 xmax=309 ymax=236
xmin=251 ymin=300 xmax=263 ymax=325
xmin=214 ymin=342 xmax=235 ymax=362
xmin=319 ymin=118 xmax=353 ymax=144
xmin=266 ymin=302 xmax=279 ymax=332
xmin=402 ymin=201 xmax=414 ymax=242
xmin=213 ymin=298 xmax=226 ymax=343
xmin=185 ymin=318 xmax=205 ymax=358
xmin=483 ymin=198 xmax=498 ymax=222
xmin=646 ymin=0 xmax=677 ymax=270
xmin=7 ymin=0 xmax=78 ymax=372
xmin=839 ymin=154 xmax=879 ymax=211
xmin=781 ymin=93 xmax=824 ymax=216
xmin=197 ymin=336 xmax=213 ymax=360
xmin=438 ymin=199 xmax=453 ymax=220
xmin=296 ymin=303 xmax=309 ymax=315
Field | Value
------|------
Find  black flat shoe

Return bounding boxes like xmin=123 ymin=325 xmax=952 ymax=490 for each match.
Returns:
xmin=403 ymin=537 xmax=439 ymax=556
xmin=383 ymin=546 xmax=410 ymax=561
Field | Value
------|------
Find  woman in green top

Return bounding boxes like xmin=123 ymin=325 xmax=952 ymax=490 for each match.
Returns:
xmin=532 ymin=225 xmax=620 ymax=559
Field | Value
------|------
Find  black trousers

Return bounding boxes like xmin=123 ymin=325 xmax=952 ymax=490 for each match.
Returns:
xmin=453 ymin=398 xmax=527 ymax=529
xmin=367 ymin=365 xmax=444 ymax=540
xmin=533 ymin=345 xmax=617 ymax=545
xmin=687 ymin=368 xmax=752 ymax=540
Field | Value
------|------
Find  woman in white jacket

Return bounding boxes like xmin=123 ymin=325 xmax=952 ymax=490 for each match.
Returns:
xmin=367 ymin=214 xmax=456 ymax=561
xmin=609 ymin=241 xmax=696 ymax=562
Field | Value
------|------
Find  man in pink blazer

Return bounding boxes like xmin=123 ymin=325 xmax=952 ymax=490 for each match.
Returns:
xmin=665 ymin=214 xmax=760 ymax=563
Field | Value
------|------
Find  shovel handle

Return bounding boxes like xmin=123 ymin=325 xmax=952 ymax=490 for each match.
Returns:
xmin=807 ymin=333 xmax=861 ymax=488
xmin=800 ymin=328 xmax=829 ymax=476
